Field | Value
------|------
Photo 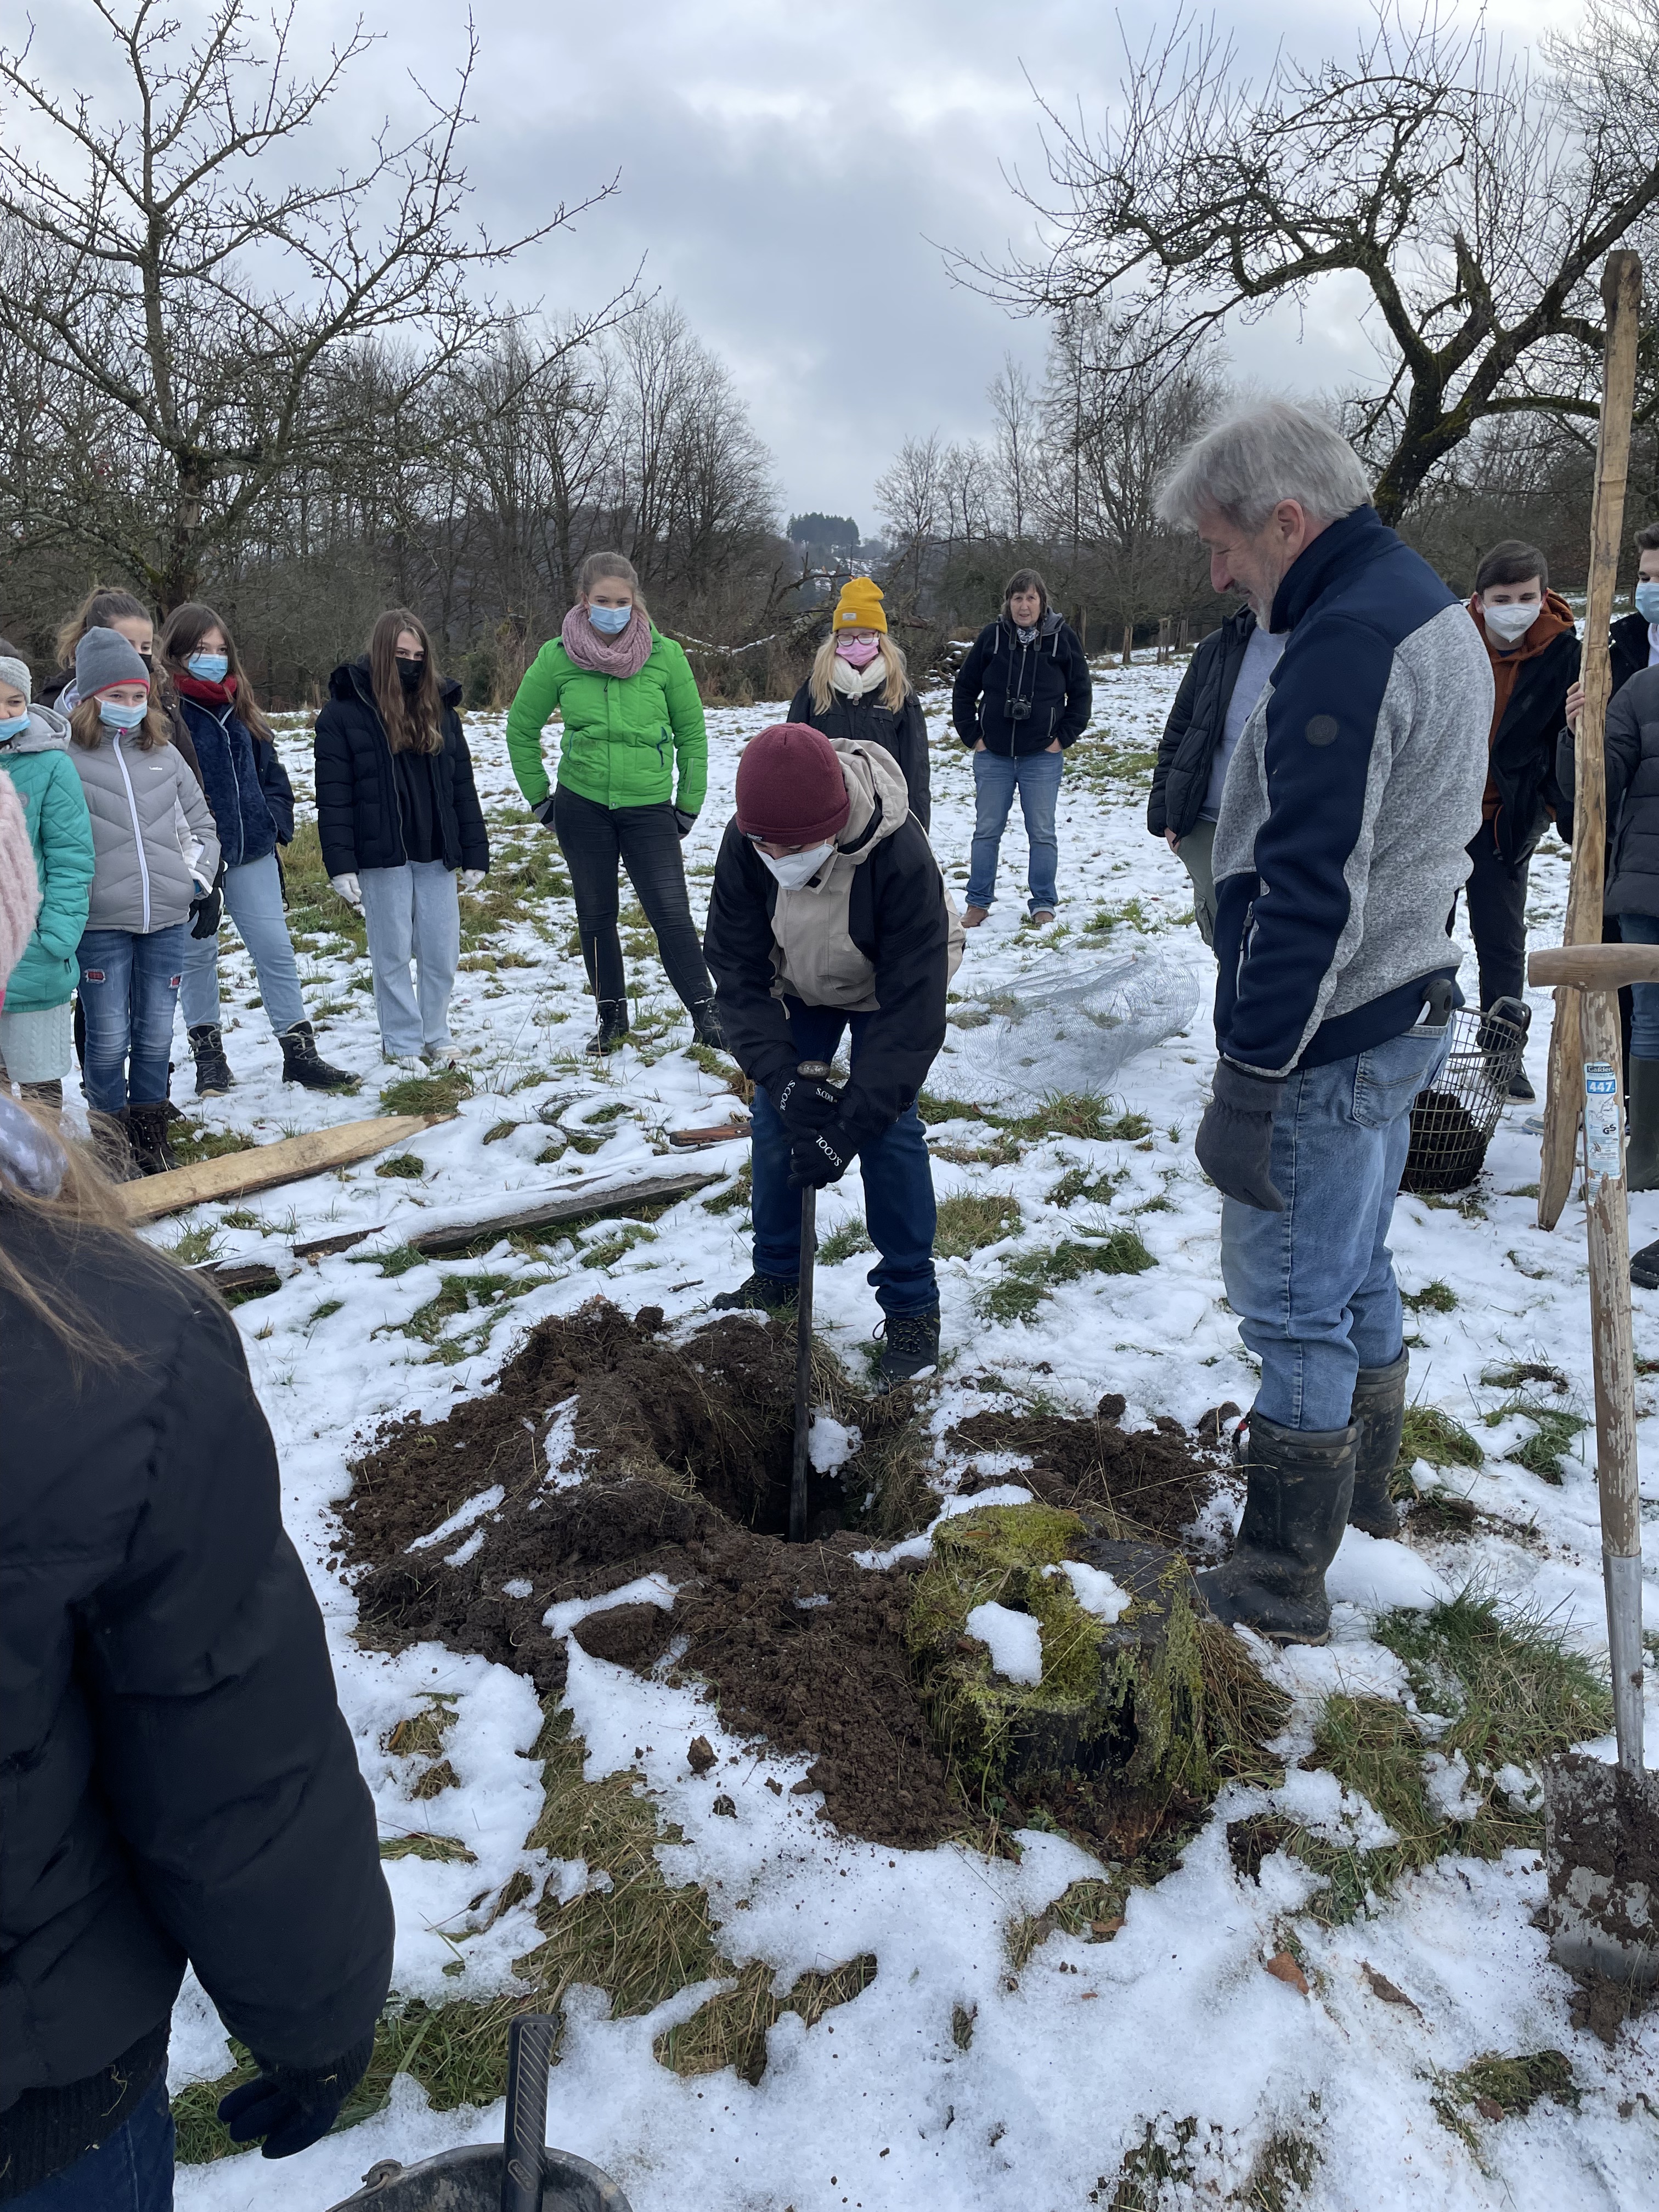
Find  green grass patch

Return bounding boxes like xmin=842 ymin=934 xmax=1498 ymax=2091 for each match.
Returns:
xmin=166 ymin=1222 xmax=222 ymax=1265
xmin=379 ymin=1832 xmax=477 ymax=1865
xmin=1399 ymin=1405 xmax=1482 ymax=1471
xmin=1002 ymin=1094 xmax=1154 ymax=1145
xmin=307 ymin=1299 xmax=343 ymax=1326
xmin=703 ymin=1163 xmax=752 ymax=1215
xmin=167 ymin=1119 xmax=257 ymax=1169
xmin=580 ymin=1223 xmax=657 ymax=1270
xmin=817 ymin=1218 xmax=874 ymax=1265
xmin=1432 ymin=2049 xmax=1578 ymax=2150
xmin=279 ymin=819 xmax=368 ymax=950
xmin=652 ymin=1954 xmax=877 ymax=2086
xmin=1402 ymin=1280 xmax=1457 ymax=1313
xmin=376 ymin=1153 xmax=425 ymax=1180
xmin=379 ymin=1067 xmax=472 ymax=1119
xmin=934 ymin=1192 xmax=1022 ymax=1257
xmin=1046 ymin=1164 xmax=1128 ymax=1207
xmin=977 ymin=1230 xmax=1156 ymax=1323
xmin=1500 ymin=1401 xmax=1588 ymax=1485
xmin=399 ymin=1270 xmax=533 ymax=1352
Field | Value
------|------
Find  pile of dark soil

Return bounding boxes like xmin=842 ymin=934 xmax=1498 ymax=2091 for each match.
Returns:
xmin=947 ymin=1393 xmax=1220 ymax=1547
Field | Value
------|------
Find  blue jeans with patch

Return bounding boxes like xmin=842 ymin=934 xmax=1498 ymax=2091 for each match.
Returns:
xmin=750 ymin=999 xmax=939 ymax=1317
xmin=966 ymin=748 xmax=1064 ymax=913
xmin=77 ymin=926 xmax=190 ymax=1114
xmin=9 ymin=2073 xmax=174 ymax=2211
xmin=178 ymin=850 xmax=307 ymax=1036
xmin=1221 ymin=1022 xmax=1450 ymax=1431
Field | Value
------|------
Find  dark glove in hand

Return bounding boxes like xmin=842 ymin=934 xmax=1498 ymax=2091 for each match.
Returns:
xmin=673 ymin=806 xmax=697 ymax=838
xmin=189 ymin=885 xmax=223 ymax=939
xmin=1194 ymin=1058 xmax=1285 ymax=1212
xmin=531 ymin=794 xmax=557 ymax=827
xmin=217 ymin=2042 xmax=369 ymax=2160
xmin=771 ymin=1071 xmax=840 ymax=1135
xmin=788 ymin=1116 xmax=855 ymax=1188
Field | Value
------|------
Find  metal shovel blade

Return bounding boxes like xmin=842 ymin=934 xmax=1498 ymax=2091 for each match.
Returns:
xmin=1542 ymin=1750 xmax=1659 ymax=1989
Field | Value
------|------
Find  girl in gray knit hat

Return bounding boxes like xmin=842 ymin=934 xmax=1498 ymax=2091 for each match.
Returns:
xmin=0 ymin=644 xmax=94 ymax=1109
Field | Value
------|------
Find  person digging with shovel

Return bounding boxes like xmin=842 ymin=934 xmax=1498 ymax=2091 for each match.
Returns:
xmin=703 ymin=721 xmax=962 ymax=1388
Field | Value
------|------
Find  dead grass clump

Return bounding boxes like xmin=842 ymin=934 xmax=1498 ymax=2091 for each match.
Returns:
xmin=652 ymin=1953 xmax=877 ymax=2085
xmin=934 ymin=1190 xmax=1022 ymax=1257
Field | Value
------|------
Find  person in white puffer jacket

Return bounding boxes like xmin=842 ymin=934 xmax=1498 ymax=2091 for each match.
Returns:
xmin=66 ymin=628 xmax=219 ymax=1175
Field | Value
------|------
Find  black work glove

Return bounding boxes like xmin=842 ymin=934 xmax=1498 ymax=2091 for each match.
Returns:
xmin=1195 ymin=1059 xmax=1285 ymax=1212
xmin=673 ymin=807 xmax=697 ymax=838
xmin=217 ymin=2039 xmax=373 ymax=2159
xmin=531 ymin=794 xmax=557 ymax=828
xmin=788 ymin=1116 xmax=856 ymax=1189
xmin=770 ymin=1070 xmax=841 ymax=1135
xmin=189 ymin=884 xmax=223 ymax=939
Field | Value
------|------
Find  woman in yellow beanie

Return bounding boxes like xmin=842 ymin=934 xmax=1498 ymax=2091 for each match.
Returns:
xmin=787 ymin=578 xmax=930 ymax=827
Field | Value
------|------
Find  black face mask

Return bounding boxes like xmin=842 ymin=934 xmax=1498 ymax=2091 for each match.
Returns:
xmin=397 ymin=657 xmax=424 ymax=693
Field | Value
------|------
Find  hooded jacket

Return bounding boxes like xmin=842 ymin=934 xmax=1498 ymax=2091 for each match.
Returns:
xmin=1468 ymin=591 xmax=1579 ymax=868
xmin=1147 ymin=607 xmax=1260 ymax=840
xmin=503 ymin=628 xmax=707 ymax=817
xmin=787 ymin=662 xmax=931 ymax=830
xmin=173 ymin=690 xmax=292 ymax=868
xmin=0 ymin=708 xmax=95 ymax=1011
xmin=1212 ymin=505 xmax=1493 ymax=1078
xmin=704 ymin=740 xmax=961 ymax=1142
xmin=1558 ymin=667 xmax=1659 ymax=920
xmin=68 ymin=730 xmax=220 ymax=936
xmin=313 ymin=660 xmax=488 ymax=878
xmin=951 ymin=610 xmax=1093 ymax=757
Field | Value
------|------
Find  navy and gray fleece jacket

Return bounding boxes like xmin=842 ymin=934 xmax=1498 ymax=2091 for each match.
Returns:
xmin=1211 ymin=506 xmax=1493 ymax=1078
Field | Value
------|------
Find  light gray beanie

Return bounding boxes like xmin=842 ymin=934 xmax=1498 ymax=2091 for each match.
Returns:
xmin=0 ymin=651 xmax=29 ymax=704
xmin=74 ymin=625 xmax=150 ymax=698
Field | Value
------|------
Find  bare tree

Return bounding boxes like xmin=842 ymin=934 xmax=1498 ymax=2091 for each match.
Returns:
xmin=0 ymin=0 xmax=627 ymax=606
xmin=958 ymin=1 xmax=1659 ymax=519
xmin=874 ymin=432 xmax=944 ymax=600
xmin=988 ymin=354 xmax=1040 ymax=541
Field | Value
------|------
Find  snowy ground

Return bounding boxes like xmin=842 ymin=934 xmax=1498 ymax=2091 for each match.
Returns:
xmin=127 ymin=665 xmax=1658 ymax=2209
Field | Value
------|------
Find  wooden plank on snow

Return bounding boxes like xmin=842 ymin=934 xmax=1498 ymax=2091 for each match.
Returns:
xmin=123 ymin=1115 xmax=437 ymax=1223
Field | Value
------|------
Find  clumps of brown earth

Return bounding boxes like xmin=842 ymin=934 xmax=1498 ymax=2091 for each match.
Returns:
xmin=949 ymin=1392 xmax=1221 ymax=1545
xmin=339 ymin=1298 xmax=1237 ymax=1854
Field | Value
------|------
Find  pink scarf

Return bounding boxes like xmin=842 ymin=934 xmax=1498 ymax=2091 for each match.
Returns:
xmin=560 ymin=603 xmax=653 ymax=679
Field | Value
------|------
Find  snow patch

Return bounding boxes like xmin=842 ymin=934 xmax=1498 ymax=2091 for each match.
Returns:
xmin=808 ymin=1410 xmax=861 ymax=1472
xmin=1054 ymin=1558 xmax=1130 ymax=1623
xmin=965 ymin=1600 xmax=1043 ymax=1684
xmin=407 ymin=1483 xmax=503 ymax=1551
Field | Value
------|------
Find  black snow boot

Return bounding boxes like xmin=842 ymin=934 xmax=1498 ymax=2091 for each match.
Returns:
xmin=1627 ymin=1059 xmax=1659 ymax=1193
xmin=877 ymin=1307 xmax=941 ymax=1389
xmin=690 ymin=997 xmax=726 ymax=1049
xmin=279 ymin=1019 xmax=354 ymax=1090
xmin=20 ymin=1079 xmax=63 ymax=1110
xmin=127 ymin=1101 xmax=177 ymax=1176
xmin=1347 ymin=1350 xmax=1409 ymax=1537
xmin=586 ymin=1000 xmax=630 ymax=1056
xmin=1633 ymin=1239 xmax=1659 ymax=1291
xmin=94 ymin=1110 xmax=141 ymax=1182
xmin=1197 ymin=1410 xmax=1357 ymax=1645
xmin=188 ymin=1024 xmax=235 ymax=1097
xmin=711 ymin=1272 xmax=798 ymax=1313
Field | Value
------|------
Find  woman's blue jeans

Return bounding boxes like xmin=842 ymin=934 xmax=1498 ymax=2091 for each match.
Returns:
xmin=178 ymin=851 xmax=307 ymax=1036
xmin=750 ymin=1000 xmax=939 ymax=1317
xmin=77 ymin=926 xmax=189 ymax=1114
xmin=1221 ymin=1022 xmax=1450 ymax=1431
xmin=966 ymin=747 xmax=1063 ymax=913
xmin=1618 ymin=912 xmax=1659 ymax=1058
xmin=9 ymin=2074 xmax=174 ymax=2211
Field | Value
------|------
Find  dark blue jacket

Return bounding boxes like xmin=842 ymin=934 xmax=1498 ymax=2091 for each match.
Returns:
xmin=175 ymin=694 xmax=291 ymax=870
xmin=951 ymin=611 xmax=1092 ymax=757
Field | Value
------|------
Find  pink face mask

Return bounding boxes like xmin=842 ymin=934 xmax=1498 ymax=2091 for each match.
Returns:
xmin=836 ymin=635 xmax=881 ymax=667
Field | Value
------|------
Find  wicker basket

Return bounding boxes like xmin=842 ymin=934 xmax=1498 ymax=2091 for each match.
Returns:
xmin=1400 ymin=1002 xmax=1530 ymax=1196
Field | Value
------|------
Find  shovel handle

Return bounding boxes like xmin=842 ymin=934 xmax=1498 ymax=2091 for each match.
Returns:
xmin=501 ymin=2013 xmax=556 ymax=2212
xmin=790 ymin=1062 xmax=833 ymax=1545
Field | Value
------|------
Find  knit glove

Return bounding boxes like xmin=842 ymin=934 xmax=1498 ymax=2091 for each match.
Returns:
xmin=770 ymin=1070 xmax=841 ymax=1135
xmin=673 ymin=807 xmax=697 ymax=838
xmin=329 ymin=873 xmax=363 ymax=910
xmin=788 ymin=1116 xmax=856 ymax=1189
xmin=461 ymin=868 xmax=486 ymax=889
xmin=217 ymin=2038 xmax=374 ymax=2160
xmin=530 ymin=795 xmax=557 ymax=828
xmin=188 ymin=883 xmax=223 ymax=939
xmin=1194 ymin=1059 xmax=1285 ymax=1212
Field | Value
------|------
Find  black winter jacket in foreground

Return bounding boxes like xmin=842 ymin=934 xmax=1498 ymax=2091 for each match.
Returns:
xmin=951 ymin=611 xmax=1092 ymax=757
xmin=314 ymin=659 xmax=489 ymax=878
xmin=1559 ymin=667 xmax=1659 ymax=919
xmin=1147 ymin=607 xmax=1257 ymax=840
xmin=703 ymin=812 xmax=949 ymax=1141
xmin=786 ymin=679 xmax=931 ymax=830
xmin=1611 ymin=610 xmax=1655 ymax=702
xmin=1482 ymin=624 xmax=1579 ymax=867
xmin=0 ymin=1211 xmax=393 ymax=2195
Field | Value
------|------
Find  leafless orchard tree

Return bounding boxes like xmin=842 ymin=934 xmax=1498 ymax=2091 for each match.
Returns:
xmin=956 ymin=1 xmax=1659 ymax=520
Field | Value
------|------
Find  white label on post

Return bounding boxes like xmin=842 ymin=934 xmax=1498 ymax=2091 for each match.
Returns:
xmin=1583 ymin=1060 xmax=1623 ymax=1193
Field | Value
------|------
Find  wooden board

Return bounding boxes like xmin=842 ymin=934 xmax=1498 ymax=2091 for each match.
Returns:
xmin=289 ymin=1164 xmax=726 ymax=1263
xmin=123 ymin=1115 xmax=435 ymax=1223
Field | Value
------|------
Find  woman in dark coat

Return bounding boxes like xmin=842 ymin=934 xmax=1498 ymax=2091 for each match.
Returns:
xmin=786 ymin=576 xmax=930 ymax=830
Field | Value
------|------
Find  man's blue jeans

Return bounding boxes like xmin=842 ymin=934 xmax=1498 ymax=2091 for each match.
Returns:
xmin=10 ymin=2073 xmax=174 ymax=2211
xmin=179 ymin=851 xmax=307 ymax=1036
xmin=966 ymin=747 xmax=1063 ymax=913
xmin=77 ymin=926 xmax=189 ymax=1114
xmin=1619 ymin=912 xmax=1659 ymax=1058
xmin=751 ymin=1000 xmax=939 ymax=1317
xmin=1221 ymin=1023 xmax=1450 ymax=1431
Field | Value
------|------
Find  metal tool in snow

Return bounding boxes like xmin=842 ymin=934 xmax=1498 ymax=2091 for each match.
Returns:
xmin=1528 ymin=941 xmax=1659 ymax=1990
xmin=327 ymin=2013 xmax=633 ymax=2211
xmin=790 ymin=1059 xmax=833 ymax=1544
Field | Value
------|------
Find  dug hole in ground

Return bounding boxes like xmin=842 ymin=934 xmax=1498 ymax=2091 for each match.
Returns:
xmin=135 ymin=665 xmax=1657 ymax=2210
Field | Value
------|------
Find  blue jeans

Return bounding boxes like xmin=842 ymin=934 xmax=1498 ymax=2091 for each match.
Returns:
xmin=751 ymin=1000 xmax=939 ymax=1317
xmin=966 ymin=748 xmax=1063 ymax=913
xmin=1619 ymin=913 xmax=1659 ymax=1058
xmin=178 ymin=851 xmax=307 ymax=1036
xmin=77 ymin=926 xmax=190 ymax=1115
xmin=1221 ymin=1023 xmax=1451 ymax=1431
xmin=9 ymin=2074 xmax=174 ymax=2211
xmin=358 ymin=860 xmax=460 ymax=1057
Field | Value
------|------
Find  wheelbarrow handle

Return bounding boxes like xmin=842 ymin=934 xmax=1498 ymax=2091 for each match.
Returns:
xmin=501 ymin=2014 xmax=557 ymax=2212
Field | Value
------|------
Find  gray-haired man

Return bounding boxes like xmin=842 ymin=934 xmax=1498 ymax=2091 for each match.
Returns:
xmin=1158 ymin=402 xmax=1493 ymax=1643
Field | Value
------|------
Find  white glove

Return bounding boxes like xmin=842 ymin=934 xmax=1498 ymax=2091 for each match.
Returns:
xmin=330 ymin=872 xmax=363 ymax=909
xmin=461 ymin=868 xmax=486 ymax=889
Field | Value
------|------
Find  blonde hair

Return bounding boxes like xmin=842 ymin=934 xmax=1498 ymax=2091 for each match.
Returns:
xmin=808 ymin=630 xmax=909 ymax=715
xmin=55 ymin=585 xmax=152 ymax=673
xmin=69 ymin=696 xmax=173 ymax=752
xmin=577 ymin=551 xmax=650 ymax=624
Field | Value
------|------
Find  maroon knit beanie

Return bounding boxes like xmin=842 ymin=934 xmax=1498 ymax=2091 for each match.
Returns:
xmin=734 ymin=723 xmax=850 ymax=845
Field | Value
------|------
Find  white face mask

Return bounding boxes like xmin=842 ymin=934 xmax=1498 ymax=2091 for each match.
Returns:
xmin=1481 ymin=598 xmax=1541 ymax=645
xmin=758 ymin=840 xmax=837 ymax=889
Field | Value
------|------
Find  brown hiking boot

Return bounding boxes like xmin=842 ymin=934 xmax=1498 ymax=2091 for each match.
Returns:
xmin=962 ymin=906 xmax=990 ymax=928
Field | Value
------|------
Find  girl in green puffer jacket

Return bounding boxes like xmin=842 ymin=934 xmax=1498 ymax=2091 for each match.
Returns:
xmin=505 ymin=552 xmax=720 ymax=1054
xmin=0 ymin=646 xmax=95 ymax=1107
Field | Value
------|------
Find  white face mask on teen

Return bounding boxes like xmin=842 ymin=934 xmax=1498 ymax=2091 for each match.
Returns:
xmin=1482 ymin=598 xmax=1541 ymax=645
xmin=758 ymin=841 xmax=837 ymax=889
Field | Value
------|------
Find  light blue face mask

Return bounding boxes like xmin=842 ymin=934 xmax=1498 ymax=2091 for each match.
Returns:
xmin=187 ymin=651 xmax=229 ymax=682
xmin=98 ymin=697 xmax=149 ymax=731
xmin=0 ymin=713 xmax=29 ymax=741
xmin=1635 ymin=580 xmax=1659 ymax=624
xmin=588 ymin=602 xmax=632 ymax=636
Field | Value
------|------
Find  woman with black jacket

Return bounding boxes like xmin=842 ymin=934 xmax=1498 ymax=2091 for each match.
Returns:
xmin=160 ymin=603 xmax=352 ymax=1096
xmin=950 ymin=568 xmax=1091 ymax=926
xmin=313 ymin=609 xmax=488 ymax=1071
xmin=786 ymin=577 xmax=930 ymax=828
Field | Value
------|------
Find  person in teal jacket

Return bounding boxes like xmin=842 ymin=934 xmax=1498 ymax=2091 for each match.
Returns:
xmin=505 ymin=551 xmax=721 ymax=1053
xmin=0 ymin=646 xmax=95 ymax=1105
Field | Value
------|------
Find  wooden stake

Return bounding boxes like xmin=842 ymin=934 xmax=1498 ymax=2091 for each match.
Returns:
xmin=1538 ymin=250 xmax=1644 ymax=1231
xmin=122 ymin=1114 xmax=437 ymax=1223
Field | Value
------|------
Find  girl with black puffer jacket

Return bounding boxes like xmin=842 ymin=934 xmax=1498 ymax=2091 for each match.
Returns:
xmin=160 ymin=604 xmax=352 ymax=1096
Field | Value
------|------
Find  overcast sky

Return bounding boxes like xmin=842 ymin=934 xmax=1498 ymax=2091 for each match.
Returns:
xmin=22 ymin=0 xmax=1464 ymax=532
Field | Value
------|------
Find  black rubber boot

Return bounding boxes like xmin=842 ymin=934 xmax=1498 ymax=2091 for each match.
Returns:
xmin=586 ymin=1000 xmax=630 ymax=1056
xmin=878 ymin=1307 xmax=941 ymax=1389
xmin=1627 ymin=1059 xmax=1659 ymax=1194
xmin=20 ymin=1079 xmax=64 ymax=1109
xmin=711 ymin=1272 xmax=797 ymax=1313
xmin=279 ymin=1019 xmax=354 ymax=1090
xmin=1197 ymin=1410 xmax=1357 ymax=1645
xmin=690 ymin=997 xmax=726 ymax=1049
xmin=188 ymin=1024 xmax=234 ymax=1097
xmin=127 ymin=1101 xmax=177 ymax=1176
xmin=1348 ymin=1350 xmax=1409 ymax=1537
xmin=1634 ymin=1240 xmax=1659 ymax=1291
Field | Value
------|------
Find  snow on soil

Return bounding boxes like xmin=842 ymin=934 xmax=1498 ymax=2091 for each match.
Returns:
xmin=129 ymin=666 xmax=1658 ymax=2209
